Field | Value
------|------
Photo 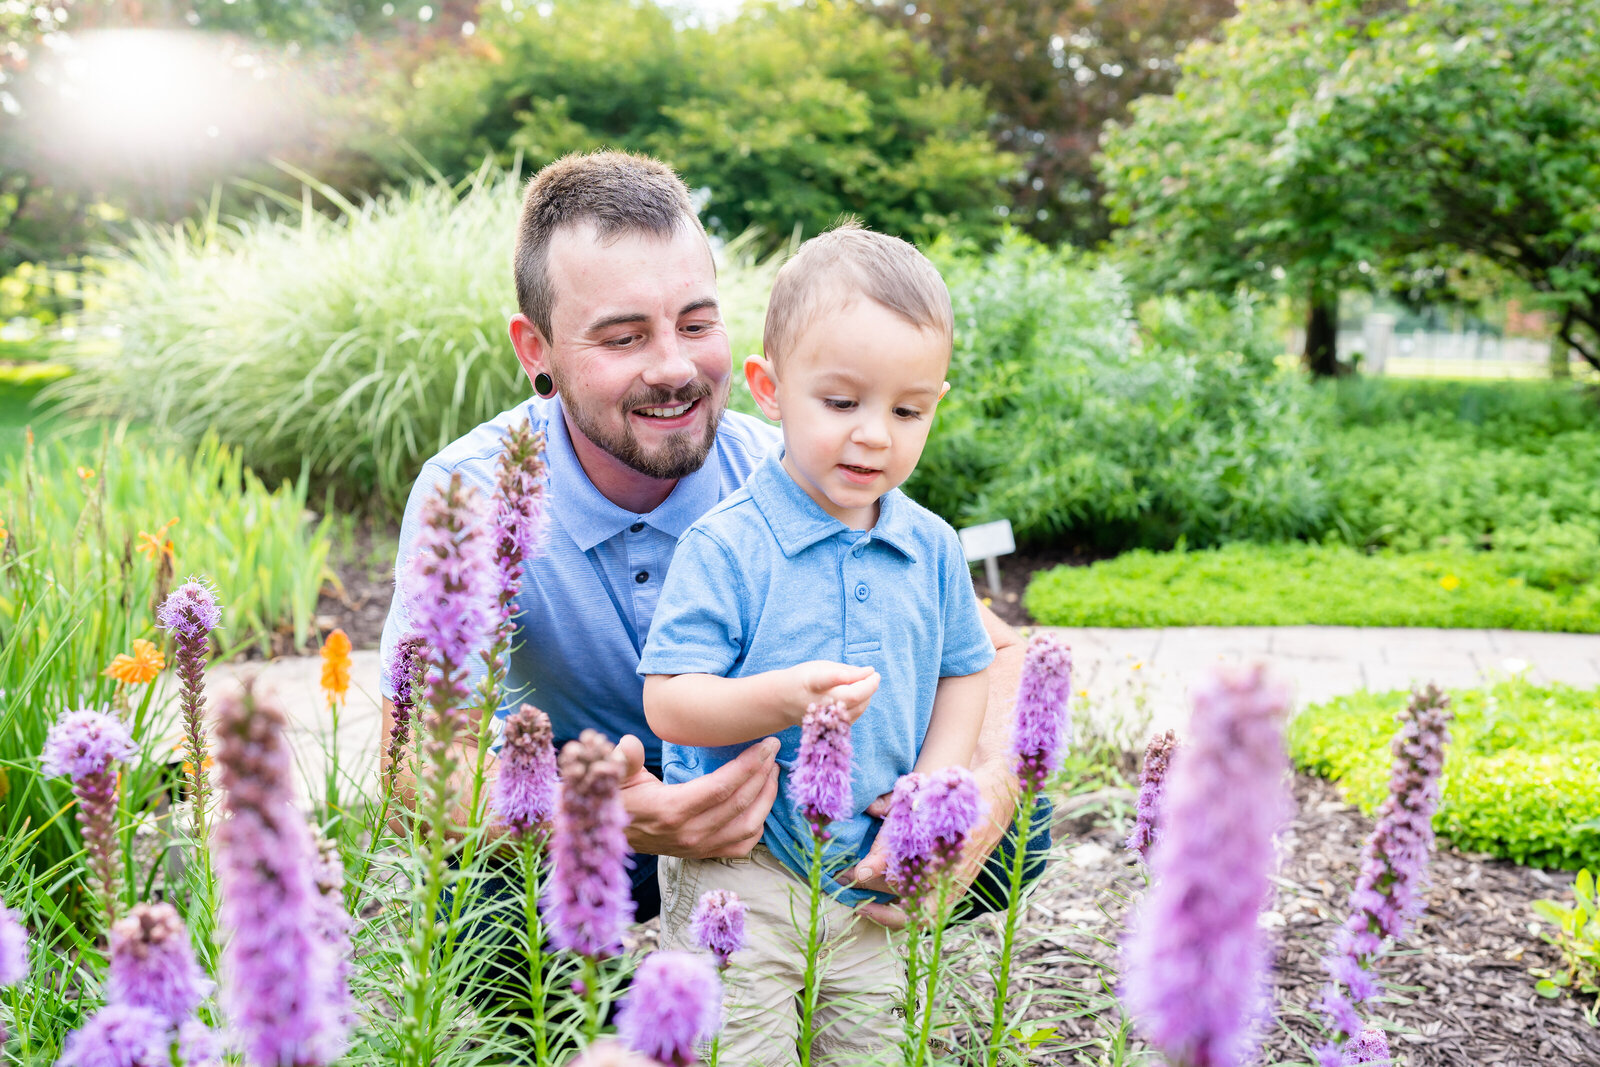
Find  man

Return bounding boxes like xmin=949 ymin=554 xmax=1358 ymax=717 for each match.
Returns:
xmin=380 ymin=150 xmax=1045 ymax=927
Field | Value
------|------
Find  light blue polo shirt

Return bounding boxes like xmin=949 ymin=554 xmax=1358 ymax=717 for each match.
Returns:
xmin=637 ymin=455 xmax=996 ymax=905
xmin=379 ymin=395 xmax=779 ymax=761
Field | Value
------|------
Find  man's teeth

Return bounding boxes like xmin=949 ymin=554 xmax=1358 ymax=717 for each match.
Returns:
xmin=637 ymin=402 xmax=693 ymax=418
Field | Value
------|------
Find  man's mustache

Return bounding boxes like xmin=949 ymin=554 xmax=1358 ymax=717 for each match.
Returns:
xmin=621 ymin=383 xmax=713 ymax=411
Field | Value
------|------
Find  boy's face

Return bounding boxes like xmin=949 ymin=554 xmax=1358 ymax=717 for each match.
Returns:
xmin=751 ymin=297 xmax=949 ymax=530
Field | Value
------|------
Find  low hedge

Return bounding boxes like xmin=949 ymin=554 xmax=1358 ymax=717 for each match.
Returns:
xmin=1023 ymin=541 xmax=1600 ymax=632
xmin=1289 ymin=681 xmax=1600 ymax=871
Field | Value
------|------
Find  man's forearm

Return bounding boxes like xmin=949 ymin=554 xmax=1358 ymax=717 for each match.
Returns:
xmin=972 ymin=603 xmax=1025 ymax=784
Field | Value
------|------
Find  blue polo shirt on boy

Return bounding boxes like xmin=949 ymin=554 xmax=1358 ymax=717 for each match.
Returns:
xmin=637 ymin=454 xmax=995 ymax=905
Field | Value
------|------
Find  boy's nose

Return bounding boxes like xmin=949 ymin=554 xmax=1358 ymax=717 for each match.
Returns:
xmin=850 ymin=415 xmax=891 ymax=449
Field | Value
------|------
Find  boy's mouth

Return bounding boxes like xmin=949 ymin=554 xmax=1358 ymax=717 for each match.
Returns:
xmin=836 ymin=463 xmax=881 ymax=485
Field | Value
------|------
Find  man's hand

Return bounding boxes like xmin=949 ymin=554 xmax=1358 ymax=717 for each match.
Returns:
xmin=839 ymin=760 xmax=1021 ymax=932
xmin=787 ymin=661 xmax=879 ymax=724
xmin=615 ymin=733 xmax=780 ymax=859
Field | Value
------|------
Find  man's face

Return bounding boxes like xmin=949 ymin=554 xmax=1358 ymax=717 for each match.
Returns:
xmin=541 ymin=222 xmax=731 ymax=481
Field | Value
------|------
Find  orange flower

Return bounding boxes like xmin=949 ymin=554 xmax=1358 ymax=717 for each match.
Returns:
xmin=77 ymin=466 xmax=96 ymax=482
xmin=136 ymin=518 xmax=178 ymax=564
xmin=321 ymin=627 xmax=353 ymax=706
xmin=103 ymin=638 xmax=166 ymax=686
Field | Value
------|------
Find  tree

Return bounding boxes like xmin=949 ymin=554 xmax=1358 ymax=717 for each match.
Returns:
xmin=868 ymin=0 xmax=1236 ymax=246
xmin=1100 ymin=0 xmax=1600 ymax=374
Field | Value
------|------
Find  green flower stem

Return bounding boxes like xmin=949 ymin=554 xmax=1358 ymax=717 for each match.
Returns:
xmin=581 ymin=955 xmax=604 ymax=1045
xmin=912 ymin=878 xmax=955 ymax=1067
xmin=521 ymin=839 xmax=551 ymax=1067
xmin=985 ymin=785 xmax=1038 ymax=1067
xmin=797 ymin=832 xmax=828 ymax=1067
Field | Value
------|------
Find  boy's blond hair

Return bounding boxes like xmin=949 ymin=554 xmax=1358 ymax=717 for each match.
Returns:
xmin=762 ymin=222 xmax=953 ymax=366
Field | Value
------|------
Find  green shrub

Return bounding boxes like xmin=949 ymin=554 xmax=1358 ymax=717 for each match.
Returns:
xmin=1024 ymin=541 xmax=1600 ymax=631
xmin=1289 ymin=681 xmax=1600 ymax=870
xmin=907 ymin=236 xmax=1326 ymax=547
xmin=1531 ymin=868 xmax=1600 ymax=1013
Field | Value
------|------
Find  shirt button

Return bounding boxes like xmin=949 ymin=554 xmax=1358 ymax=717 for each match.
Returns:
xmin=854 ymin=583 xmax=869 ymax=601
xmin=635 ymin=571 xmax=649 ymax=584
xmin=630 ymin=522 xmax=645 ymax=533
xmin=852 ymin=545 xmax=865 ymax=558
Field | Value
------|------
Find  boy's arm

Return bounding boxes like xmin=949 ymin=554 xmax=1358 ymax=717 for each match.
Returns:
xmin=643 ymin=662 xmax=881 ymax=747
xmin=910 ymin=670 xmax=988 ymax=776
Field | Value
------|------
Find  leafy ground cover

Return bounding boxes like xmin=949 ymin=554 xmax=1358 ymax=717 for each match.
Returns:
xmin=1289 ymin=679 xmax=1600 ymax=870
xmin=1024 ymin=542 xmax=1600 ymax=632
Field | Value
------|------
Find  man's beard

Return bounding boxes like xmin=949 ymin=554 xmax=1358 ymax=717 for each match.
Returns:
xmin=558 ymin=378 xmax=724 ymax=481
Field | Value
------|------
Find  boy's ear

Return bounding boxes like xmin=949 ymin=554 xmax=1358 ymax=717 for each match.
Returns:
xmin=939 ymin=380 xmax=951 ymax=402
xmin=745 ymin=355 xmax=783 ymax=422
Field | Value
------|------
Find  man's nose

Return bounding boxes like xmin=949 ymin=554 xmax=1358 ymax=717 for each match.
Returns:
xmin=638 ymin=334 xmax=698 ymax=390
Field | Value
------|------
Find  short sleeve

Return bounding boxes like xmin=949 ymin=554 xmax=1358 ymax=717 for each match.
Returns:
xmin=637 ymin=529 xmax=748 ymax=678
xmin=939 ymin=535 xmax=996 ymax=679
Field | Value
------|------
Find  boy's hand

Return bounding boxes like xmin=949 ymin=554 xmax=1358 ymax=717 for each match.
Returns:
xmin=787 ymin=661 xmax=879 ymax=724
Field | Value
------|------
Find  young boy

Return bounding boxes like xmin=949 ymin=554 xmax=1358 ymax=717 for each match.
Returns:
xmin=637 ymin=224 xmax=993 ymax=1066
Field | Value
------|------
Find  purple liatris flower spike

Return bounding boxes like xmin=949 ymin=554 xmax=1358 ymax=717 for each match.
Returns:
xmin=1120 ymin=664 xmax=1291 ymax=1067
xmin=543 ymin=730 xmax=633 ymax=959
xmin=492 ymin=704 xmax=559 ymax=840
xmin=689 ymin=889 xmax=747 ymax=970
xmin=1317 ymin=685 xmax=1452 ymax=1045
xmin=41 ymin=709 xmax=137 ymax=921
xmin=792 ymin=700 xmax=852 ymax=839
xmin=1 ymin=900 xmax=29 ymax=988
xmin=309 ymin=828 xmax=357 ymax=1038
xmin=178 ymin=1019 xmax=225 ymax=1067
xmin=883 ymin=767 xmax=983 ymax=918
xmin=405 ymin=473 xmax=495 ymax=715
xmin=1011 ymin=633 xmax=1072 ymax=792
xmin=383 ymin=633 xmax=426 ymax=796
xmin=1341 ymin=1028 xmax=1391 ymax=1065
xmin=616 ymin=951 xmax=723 ymax=1067
xmin=106 ymin=902 xmax=212 ymax=1024
xmin=56 ymin=1003 xmax=171 ymax=1067
xmin=157 ymin=576 xmax=221 ymax=831
xmin=1127 ymin=729 xmax=1178 ymax=862
xmin=212 ymin=681 xmax=350 ymax=1066
xmin=491 ymin=419 xmax=549 ymax=638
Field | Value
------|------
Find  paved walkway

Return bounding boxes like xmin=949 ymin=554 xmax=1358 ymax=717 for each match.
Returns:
xmin=193 ymin=628 xmax=1599 ymax=804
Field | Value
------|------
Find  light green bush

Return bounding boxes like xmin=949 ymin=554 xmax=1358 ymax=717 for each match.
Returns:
xmin=1289 ymin=681 xmax=1600 ymax=870
xmin=1024 ymin=541 xmax=1600 ymax=632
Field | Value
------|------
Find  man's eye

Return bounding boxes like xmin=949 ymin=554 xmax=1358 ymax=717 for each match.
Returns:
xmin=683 ymin=321 xmax=713 ymax=335
xmin=606 ymin=334 xmax=640 ymax=348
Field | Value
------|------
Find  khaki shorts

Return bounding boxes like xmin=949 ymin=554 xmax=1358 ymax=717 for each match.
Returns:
xmin=658 ymin=847 xmax=903 ymax=1067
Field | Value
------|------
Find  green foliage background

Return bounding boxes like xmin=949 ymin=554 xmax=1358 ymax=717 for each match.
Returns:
xmin=1290 ymin=681 xmax=1600 ymax=870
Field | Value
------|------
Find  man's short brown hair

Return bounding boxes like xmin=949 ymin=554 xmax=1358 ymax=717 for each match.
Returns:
xmin=762 ymin=222 xmax=953 ymax=368
xmin=514 ymin=151 xmax=706 ymax=342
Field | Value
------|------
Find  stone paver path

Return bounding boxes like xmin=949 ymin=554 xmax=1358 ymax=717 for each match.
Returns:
xmin=191 ymin=629 xmax=1598 ymax=804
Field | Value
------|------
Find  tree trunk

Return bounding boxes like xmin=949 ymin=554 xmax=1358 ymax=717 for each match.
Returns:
xmin=1303 ymin=287 xmax=1340 ymax=377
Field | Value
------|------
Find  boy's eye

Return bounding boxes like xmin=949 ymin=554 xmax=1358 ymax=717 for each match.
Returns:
xmin=823 ymin=398 xmax=856 ymax=411
xmin=894 ymin=407 xmax=923 ymax=420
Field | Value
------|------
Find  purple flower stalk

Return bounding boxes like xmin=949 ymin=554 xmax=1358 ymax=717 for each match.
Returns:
xmin=1120 ymin=664 xmax=1291 ymax=1067
xmin=883 ymin=767 xmax=983 ymax=919
xmin=1341 ymin=1028 xmax=1391 ymax=1065
xmin=792 ymin=700 xmax=852 ymax=839
xmin=1316 ymin=685 xmax=1452 ymax=1055
xmin=542 ymin=730 xmax=633 ymax=959
xmin=491 ymin=419 xmax=549 ymax=642
xmin=615 ymin=951 xmax=723 ymax=1067
xmin=491 ymin=704 xmax=559 ymax=841
xmin=309 ymin=829 xmax=357 ymax=1039
xmin=157 ymin=577 xmax=221 ymax=833
xmin=1127 ymin=729 xmax=1178 ymax=862
xmin=212 ymin=682 xmax=350 ymax=1066
xmin=56 ymin=1003 xmax=171 ymax=1067
xmin=0 ymin=900 xmax=28 ymax=987
xmin=41 ymin=709 xmax=138 ymax=921
xmin=689 ymin=889 xmax=747 ymax=970
xmin=106 ymin=902 xmax=212 ymax=1025
xmin=382 ymin=633 xmax=426 ymax=798
xmin=178 ymin=1019 xmax=225 ymax=1066
xmin=1011 ymin=633 xmax=1072 ymax=791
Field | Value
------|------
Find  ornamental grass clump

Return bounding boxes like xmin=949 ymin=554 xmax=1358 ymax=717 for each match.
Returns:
xmin=544 ymin=729 xmax=634 ymax=1041
xmin=615 ymin=951 xmax=723 ymax=1067
xmin=1315 ymin=685 xmax=1452 ymax=1064
xmin=40 ymin=709 xmax=139 ymax=923
xmin=988 ymin=633 xmax=1071 ymax=1067
xmin=1127 ymin=729 xmax=1178 ymax=864
xmin=212 ymin=681 xmax=351 ymax=1066
xmin=1120 ymin=664 xmax=1292 ymax=1067
xmin=884 ymin=767 xmax=983 ymax=1067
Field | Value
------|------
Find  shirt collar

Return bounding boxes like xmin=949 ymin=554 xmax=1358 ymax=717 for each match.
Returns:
xmin=745 ymin=454 xmax=919 ymax=562
xmin=546 ymin=400 xmax=722 ymax=552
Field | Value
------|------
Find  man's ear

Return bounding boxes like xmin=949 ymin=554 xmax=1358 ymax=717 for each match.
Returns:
xmin=508 ymin=313 xmax=551 ymax=389
xmin=745 ymin=355 xmax=783 ymax=423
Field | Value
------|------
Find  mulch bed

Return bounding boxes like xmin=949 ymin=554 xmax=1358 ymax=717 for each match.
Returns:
xmin=947 ymin=773 xmax=1597 ymax=1065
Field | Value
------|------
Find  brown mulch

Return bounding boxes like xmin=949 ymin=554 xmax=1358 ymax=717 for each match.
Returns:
xmin=943 ymin=774 xmax=1598 ymax=1065
xmin=315 ymin=521 xmax=397 ymax=651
